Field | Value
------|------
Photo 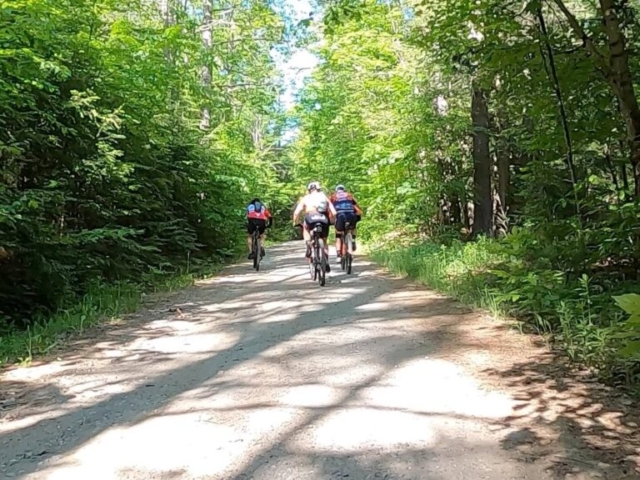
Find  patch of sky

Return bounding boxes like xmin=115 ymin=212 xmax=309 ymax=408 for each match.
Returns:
xmin=270 ymin=0 xmax=320 ymax=142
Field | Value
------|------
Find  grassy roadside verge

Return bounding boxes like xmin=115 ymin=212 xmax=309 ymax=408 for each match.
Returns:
xmin=0 ymin=253 xmax=242 ymax=368
xmin=368 ymin=235 xmax=640 ymax=388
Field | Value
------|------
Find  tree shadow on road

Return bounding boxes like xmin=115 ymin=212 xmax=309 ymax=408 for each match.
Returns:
xmin=482 ymin=352 xmax=640 ymax=479
xmin=0 ymin=380 xmax=72 ymax=422
xmin=0 ymin=243 xmax=502 ymax=479
xmin=1 ymin=241 xmax=614 ymax=480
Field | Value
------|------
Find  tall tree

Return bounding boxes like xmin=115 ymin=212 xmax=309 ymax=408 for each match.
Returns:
xmin=200 ymin=0 xmax=213 ymax=130
xmin=552 ymin=0 xmax=640 ymax=196
xmin=471 ymin=83 xmax=492 ymax=237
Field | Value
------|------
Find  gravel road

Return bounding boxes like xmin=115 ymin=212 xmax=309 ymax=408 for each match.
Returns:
xmin=0 ymin=242 xmax=621 ymax=479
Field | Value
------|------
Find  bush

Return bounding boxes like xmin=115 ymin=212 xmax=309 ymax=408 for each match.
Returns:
xmin=371 ymin=231 xmax=640 ymax=386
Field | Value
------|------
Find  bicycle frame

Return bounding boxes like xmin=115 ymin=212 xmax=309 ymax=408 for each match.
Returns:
xmin=339 ymin=223 xmax=353 ymax=254
xmin=309 ymin=223 xmax=326 ymax=286
xmin=295 ymin=222 xmax=327 ymax=286
xmin=338 ymin=221 xmax=355 ymax=274
xmin=252 ymin=228 xmax=261 ymax=271
xmin=340 ymin=222 xmax=356 ymax=274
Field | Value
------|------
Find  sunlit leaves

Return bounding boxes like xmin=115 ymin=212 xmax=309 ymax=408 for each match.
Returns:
xmin=0 ymin=0 xmax=285 ymax=325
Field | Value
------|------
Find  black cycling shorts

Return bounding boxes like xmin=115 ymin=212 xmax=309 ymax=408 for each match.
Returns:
xmin=304 ymin=212 xmax=329 ymax=238
xmin=335 ymin=212 xmax=358 ymax=232
xmin=247 ymin=218 xmax=267 ymax=235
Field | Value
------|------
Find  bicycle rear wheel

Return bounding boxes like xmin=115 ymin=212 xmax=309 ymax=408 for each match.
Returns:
xmin=309 ymin=255 xmax=316 ymax=280
xmin=253 ymin=233 xmax=260 ymax=271
xmin=307 ymin=238 xmax=316 ymax=280
xmin=345 ymin=231 xmax=353 ymax=275
xmin=317 ymin=238 xmax=326 ymax=286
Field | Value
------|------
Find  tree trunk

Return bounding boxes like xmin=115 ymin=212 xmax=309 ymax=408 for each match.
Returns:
xmin=553 ymin=0 xmax=640 ymax=197
xmin=599 ymin=0 xmax=640 ymax=196
xmin=493 ymin=193 xmax=508 ymax=238
xmin=471 ymin=83 xmax=492 ymax=237
xmin=491 ymin=106 xmax=510 ymax=220
xmin=160 ymin=0 xmax=168 ymax=21
xmin=536 ymin=6 xmax=580 ymax=215
xmin=604 ymin=144 xmax=621 ymax=195
xmin=160 ymin=0 xmax=178 ymax=106
xmin=492 ymin=111 xmax=510 ymax=236
xmin=200 ymin=0 xmax=212 ymax=130
xmin=450 ymin=193 xmax=462 ymax=225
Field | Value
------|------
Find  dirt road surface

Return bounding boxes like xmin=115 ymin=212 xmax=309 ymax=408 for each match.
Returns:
xmin=1 ymin=243 xmax=639 ymax=480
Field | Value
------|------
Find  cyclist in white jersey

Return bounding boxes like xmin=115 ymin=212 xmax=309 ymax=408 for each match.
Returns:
xmin=292 ymin=181 xmax=337 ymax=271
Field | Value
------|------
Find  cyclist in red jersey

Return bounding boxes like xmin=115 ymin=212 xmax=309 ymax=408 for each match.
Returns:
xmin=330 ymin=185 xmax=362 ymax=259
xmin=246 ymin=198 xmax=272 ymax=259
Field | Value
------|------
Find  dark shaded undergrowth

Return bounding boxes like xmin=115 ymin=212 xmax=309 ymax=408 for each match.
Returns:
xmin=0 ymin=250 xmax=243 ymax=367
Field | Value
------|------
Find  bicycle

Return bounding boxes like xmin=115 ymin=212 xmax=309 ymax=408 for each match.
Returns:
xmin=338 ymin=221 xmax=355 ymax=275
xmin=296 ymin=222 xmax=327 ymax=287
xmin=251 ymin=228 xmax=262 ymax=271
xmin=251 ymin=219 xmax=268 ymax=271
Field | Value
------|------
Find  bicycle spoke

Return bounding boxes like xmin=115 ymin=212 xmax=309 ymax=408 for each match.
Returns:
xmin=344 ymin=230 xmax=354 ymax=274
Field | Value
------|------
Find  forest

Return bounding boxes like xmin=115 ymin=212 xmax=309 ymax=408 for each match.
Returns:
xmin=0 ymin=0 xmax=296 ymax=359
xmin=291 ymin=0 xmax=640 ymax=386
xmin=1 ymin=0 xmax=640 ymax=387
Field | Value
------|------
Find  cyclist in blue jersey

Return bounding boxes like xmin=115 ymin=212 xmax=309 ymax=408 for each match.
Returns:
xmin=330 ymin=184 xmax=362 ymax=260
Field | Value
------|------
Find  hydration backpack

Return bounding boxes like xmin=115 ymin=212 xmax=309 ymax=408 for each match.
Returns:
xmin=317 ymin=197 xmax=328 ymax=213
xmin=308 ymin=191 xmax=328 ymax=213
xmin=249 ymin=200 xmax=263 ymax=215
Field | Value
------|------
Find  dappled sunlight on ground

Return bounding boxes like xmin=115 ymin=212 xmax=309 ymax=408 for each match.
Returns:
xmin=353 ymin=358 xmax=514 ymax=420
xmin=1 ymin=242 xmax=636 ymax=479
xmin=479 ymin=354 xmax=640 ymax=478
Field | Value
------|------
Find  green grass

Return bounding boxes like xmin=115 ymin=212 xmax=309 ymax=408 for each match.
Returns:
xmin=0 ymin=254 xmax=241 ymax=368
xmin=369 ymin=235 xmax=640 ymax=387
xmin=372 ymin=238 xmax=505 ymax=312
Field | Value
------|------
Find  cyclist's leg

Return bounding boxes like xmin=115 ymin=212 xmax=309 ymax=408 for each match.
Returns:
xmin=321 ymin=217 xmax=331 ymax=272
xmin=334 ymin=213 xmax=345 ymax=257
xmin=335 ymin=231 xmax=343 ymax=259
xmin=302 ymin=214 xmax=313 ymax=258
xmin=258 ymin=220 xmax=267 ymax=256
xmin=247 ymin=220 xmax=255 ymax=258
xmin=259 ymin=234 xmax=266 ymax=256
xmin=351 ymin=213 xmax=360 ymax=250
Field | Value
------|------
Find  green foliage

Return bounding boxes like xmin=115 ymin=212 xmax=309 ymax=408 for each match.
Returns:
xmin=0 ymin=253 xmax=238 ymax=367
xmin=372 ymin=234 xmax=638 ymax=385
xmin=4 ymin=0 xmax=640 ymax=389
xmin=0 ymin=0 xmax=288 ymax=336
xmin=613 ymin=294 xmax=640 ymax=361
xmin=292 ymin=0 xmax=640 ymax=385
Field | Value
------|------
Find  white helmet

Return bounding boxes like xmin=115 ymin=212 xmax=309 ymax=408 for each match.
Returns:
xmin=335 ymin=184 xmax=345 ymax=192
xmin=307 ymin=181 xmax=320 ymax=192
